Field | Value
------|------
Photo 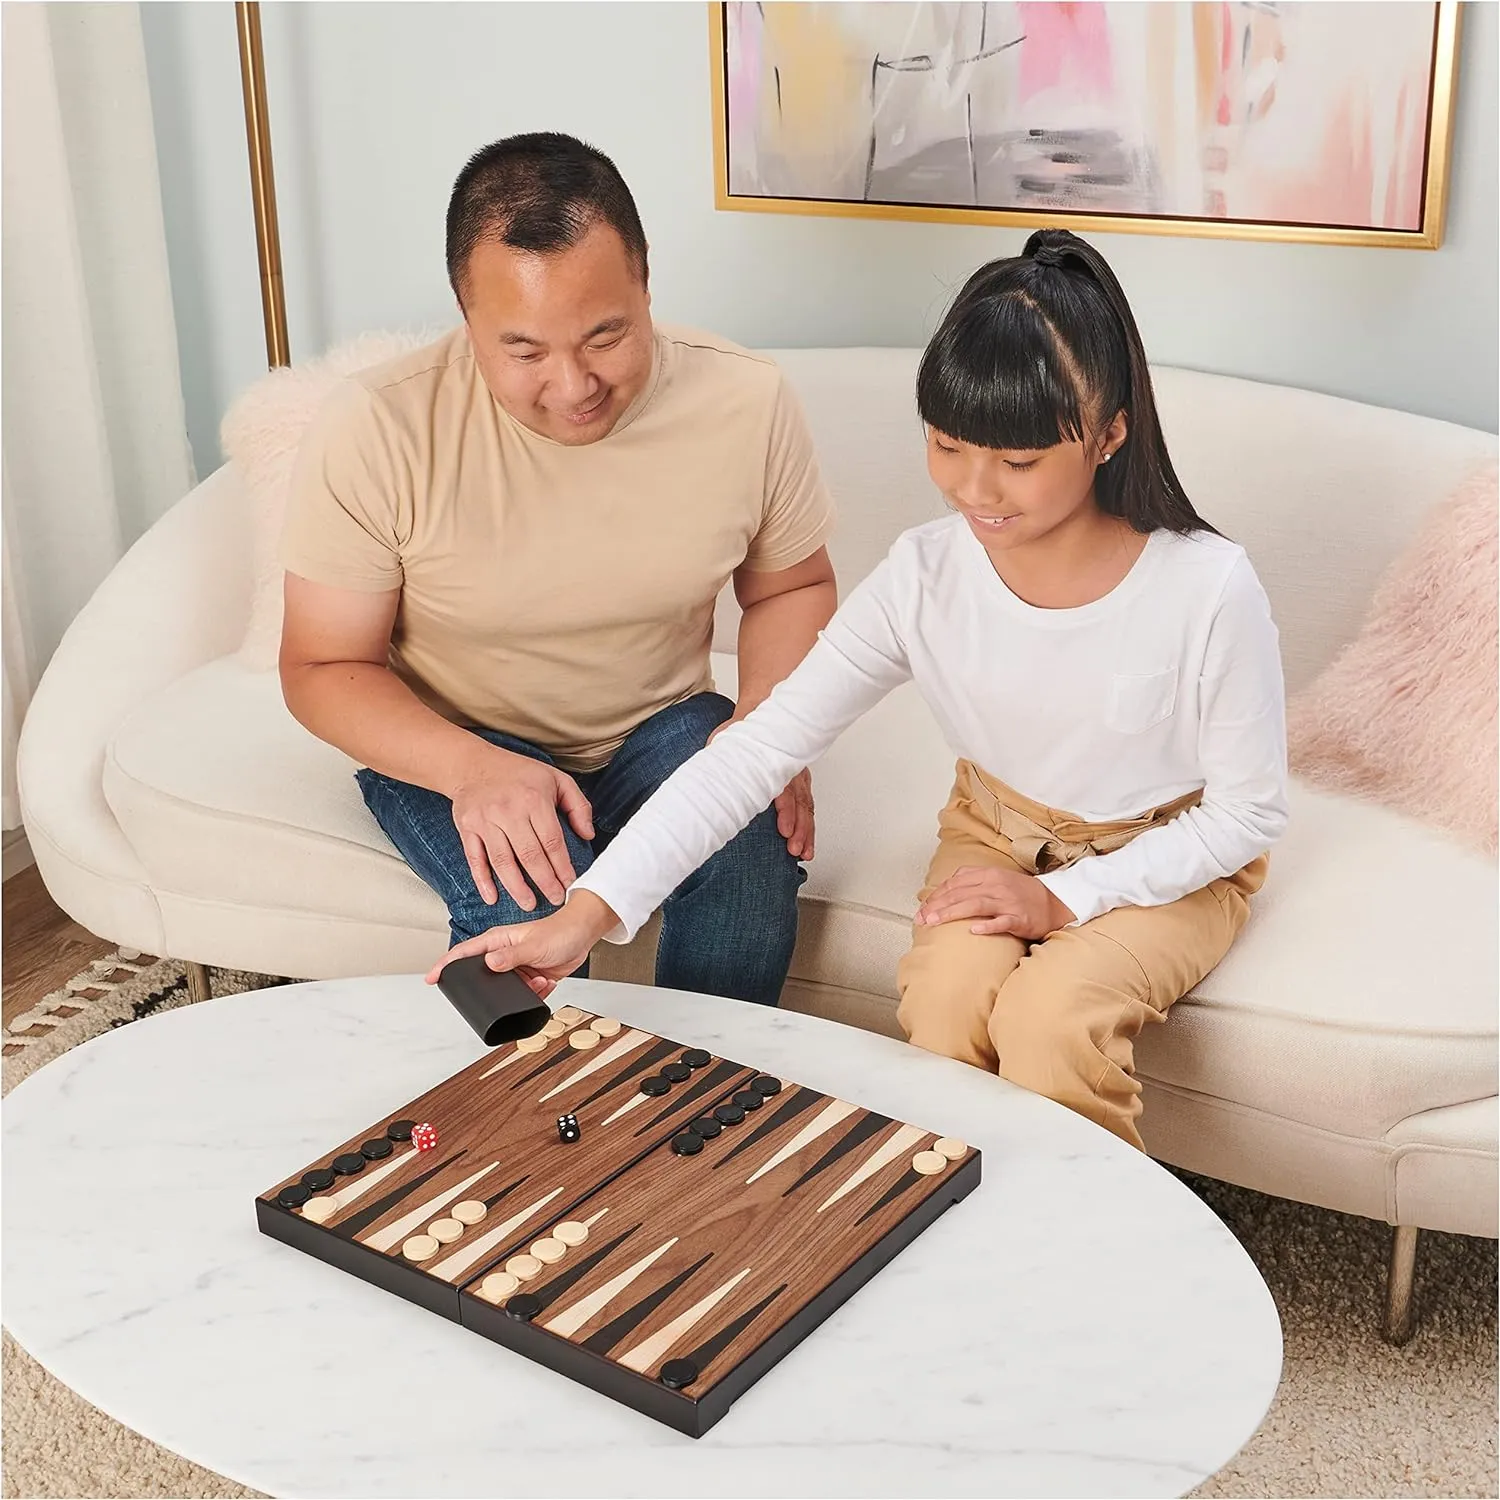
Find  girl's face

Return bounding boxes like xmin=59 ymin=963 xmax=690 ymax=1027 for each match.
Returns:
xmin=926 ymin=411 xmax=1126 ymax=551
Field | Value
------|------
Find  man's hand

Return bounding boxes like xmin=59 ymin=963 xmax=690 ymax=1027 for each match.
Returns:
xmin=451 ymin=749 xmax=596 ymax=911
xmin=773 ymin=769 xmax=815 ymax=861
xmin=709 ymin=721 xmax=815 ymax=860
xmin=425 ymin=892 xmax=618 ymax=1000
xmin=915 ymin=866 xmax=1075 ymax=940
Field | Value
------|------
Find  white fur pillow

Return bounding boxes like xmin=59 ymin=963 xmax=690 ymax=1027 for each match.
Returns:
xmin=220 ymin=330 xmax=432 ymax=671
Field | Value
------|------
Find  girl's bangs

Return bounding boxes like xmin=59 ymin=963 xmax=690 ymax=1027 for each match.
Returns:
xmin=917 ymin=301 xmax=1086 ymax=453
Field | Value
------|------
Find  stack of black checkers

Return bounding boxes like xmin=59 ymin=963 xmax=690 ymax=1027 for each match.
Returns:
xmin=637 ymin=1048 xmax=711 ymax=1100
xmin=275 ymin=1119 xmax=413 ymax=1208
xmin=671 ymin=1074 xmax=781 ymax=1156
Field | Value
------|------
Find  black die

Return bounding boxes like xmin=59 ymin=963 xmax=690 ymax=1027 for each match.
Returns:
xmin=556 ymin=1113 xmax=581 ymax=1144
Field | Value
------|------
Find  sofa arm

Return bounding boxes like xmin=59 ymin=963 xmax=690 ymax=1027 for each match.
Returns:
xmin=19 ymin=463 xmax=255 ymax=893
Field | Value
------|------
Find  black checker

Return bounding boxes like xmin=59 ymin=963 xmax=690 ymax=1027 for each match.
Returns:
xmin=660 ymin=1358 xmax=699 ymax=1389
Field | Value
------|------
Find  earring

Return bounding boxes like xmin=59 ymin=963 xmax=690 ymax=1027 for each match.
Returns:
xmin=1102 ymin=452 xmax=1113 ymax=463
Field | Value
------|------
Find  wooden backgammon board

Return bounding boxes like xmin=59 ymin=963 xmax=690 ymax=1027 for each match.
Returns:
xmin=256 ymin=996 xmax=980 ymax=1437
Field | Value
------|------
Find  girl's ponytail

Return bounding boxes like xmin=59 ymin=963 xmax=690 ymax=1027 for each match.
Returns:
xmin=1019 ymin=228 xmax=1213 ymax=536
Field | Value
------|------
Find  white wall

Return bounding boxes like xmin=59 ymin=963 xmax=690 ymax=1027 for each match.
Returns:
xmin=140 ymin=1 xmax=1499 ymax=481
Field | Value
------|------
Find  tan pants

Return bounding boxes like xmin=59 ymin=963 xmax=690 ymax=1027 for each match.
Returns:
xmin=896 ymin=760 xmax=1267 ymax=1151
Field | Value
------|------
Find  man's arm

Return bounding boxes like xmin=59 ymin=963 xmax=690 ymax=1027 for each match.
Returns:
xmin=280 ymin=574 xmax=491 ymax=793
xmin=279 ymin=573 xmax=593 ymax=910
xmin=722 ymin=546 xmax=837 ymax=858
xmin=729 ymin=545 xmax=838 ymax=720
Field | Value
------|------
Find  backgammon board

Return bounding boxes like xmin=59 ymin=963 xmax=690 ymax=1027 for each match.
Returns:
xmin=256 ymin=999 xmax=980 ymax=1437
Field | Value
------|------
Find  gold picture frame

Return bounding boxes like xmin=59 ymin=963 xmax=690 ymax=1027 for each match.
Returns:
xmin=709 ymin=2 xmax=1461 ymax=249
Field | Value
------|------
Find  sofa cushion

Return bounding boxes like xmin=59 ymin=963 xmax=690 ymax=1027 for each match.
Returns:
xmin=1137 ymin=780 xmax=1497 ymax=1137
xmin=102 ymin=658 xmax=447 ymax=932
xmin=105 ymin=650 xmax=1495 ymax=1145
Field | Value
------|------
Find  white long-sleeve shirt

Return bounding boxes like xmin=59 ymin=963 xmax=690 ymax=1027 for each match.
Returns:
xmin=572 ymin=515 xmax=1288 ymax=941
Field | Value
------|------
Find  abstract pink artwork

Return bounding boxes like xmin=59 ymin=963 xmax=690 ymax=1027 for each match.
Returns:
xmin=716 ymin=2 xmax=1458 ymax=244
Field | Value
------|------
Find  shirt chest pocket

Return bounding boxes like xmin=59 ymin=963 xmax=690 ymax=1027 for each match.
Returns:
xmin=1107 ymin=667 xmax=1179 ymax=734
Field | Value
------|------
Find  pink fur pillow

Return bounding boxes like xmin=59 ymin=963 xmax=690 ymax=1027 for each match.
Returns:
xmin=1288 ymin=463 xmax=1498 ymax=854
xmin=220 ymin=330 xmax=432 ymax=671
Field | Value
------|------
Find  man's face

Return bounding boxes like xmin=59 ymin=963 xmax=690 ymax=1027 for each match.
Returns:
xmin=461 ymin=221 xmax=654 ymax=446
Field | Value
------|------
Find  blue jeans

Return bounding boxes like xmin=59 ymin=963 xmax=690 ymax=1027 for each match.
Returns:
xmin=356 ymin=693 xmax=804 ymax=1007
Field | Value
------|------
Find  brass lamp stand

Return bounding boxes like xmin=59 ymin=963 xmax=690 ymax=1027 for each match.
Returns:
xmin=236 ymin=0 xmax=288 ymax=369
xmin=182 ymin=1 xmax=287 ymax=1013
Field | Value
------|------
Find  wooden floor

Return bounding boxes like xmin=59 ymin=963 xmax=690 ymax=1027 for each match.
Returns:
xmin=2 ymin=867 xmax=147 ymax=1031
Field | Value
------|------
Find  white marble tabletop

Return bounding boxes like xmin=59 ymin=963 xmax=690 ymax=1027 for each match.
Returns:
xmin=3 ymin=976 xmax=1280 ymax=1498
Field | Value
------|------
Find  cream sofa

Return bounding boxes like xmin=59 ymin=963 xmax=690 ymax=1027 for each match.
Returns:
xmin=20 ymin=350 xmax=1497 ymax=1338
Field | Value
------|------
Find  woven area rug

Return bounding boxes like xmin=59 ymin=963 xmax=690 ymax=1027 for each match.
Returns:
xmin=2 ymin=956 xmax=1495 ymax=1499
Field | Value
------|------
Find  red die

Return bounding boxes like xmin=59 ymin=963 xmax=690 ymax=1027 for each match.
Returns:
xmin=411 ymin=1122 xmax=438 ymax=1152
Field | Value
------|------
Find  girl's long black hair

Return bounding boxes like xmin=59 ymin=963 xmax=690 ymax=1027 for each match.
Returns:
xmin=916 ymin=228 xmax=1216 ymax=536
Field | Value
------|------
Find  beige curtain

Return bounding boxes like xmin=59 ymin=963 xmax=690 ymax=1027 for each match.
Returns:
xmin=0 ymin=2 xmax=194 ymax=832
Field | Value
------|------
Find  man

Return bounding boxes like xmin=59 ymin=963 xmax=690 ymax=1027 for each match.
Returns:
xmin=278 ymin=132 xmax=836 ymax=1006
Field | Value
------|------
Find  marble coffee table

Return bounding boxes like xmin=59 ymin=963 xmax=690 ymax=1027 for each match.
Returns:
xmin=3 ymin=976 xmax=1280 ymax=1497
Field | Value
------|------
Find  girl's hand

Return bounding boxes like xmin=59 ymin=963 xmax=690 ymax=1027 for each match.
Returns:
xmin=915 ymin=866 xmax=1076 ymax=940
xmin=424 ymin=893 xmax=619 ymax=1000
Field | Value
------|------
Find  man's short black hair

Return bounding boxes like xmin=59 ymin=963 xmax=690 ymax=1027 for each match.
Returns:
xmin=445 ymin=132 xmax=648 ymax=304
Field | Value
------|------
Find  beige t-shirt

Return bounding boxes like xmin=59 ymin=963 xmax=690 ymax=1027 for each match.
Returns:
xmin=281 ymin=324 xmax=835 ymax=772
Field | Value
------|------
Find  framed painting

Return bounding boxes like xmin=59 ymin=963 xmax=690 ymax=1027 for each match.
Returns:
xmin=709 ymin=2 xmax=1461 ymax=248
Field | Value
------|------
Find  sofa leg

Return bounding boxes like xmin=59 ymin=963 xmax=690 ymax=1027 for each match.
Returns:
xmin=1383 ymin=1224 xmax=1419 ymax=1345
xmin=183 ymin=962 xmax=211 ymax=1005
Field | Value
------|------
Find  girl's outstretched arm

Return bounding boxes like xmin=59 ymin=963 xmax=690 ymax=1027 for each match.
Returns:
xmin=567 ymin=557 xmax=914 ymax=944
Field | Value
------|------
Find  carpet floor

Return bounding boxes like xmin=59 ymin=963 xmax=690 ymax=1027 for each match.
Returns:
xmin=2 ymin=957 xmax=1495 ymax=1499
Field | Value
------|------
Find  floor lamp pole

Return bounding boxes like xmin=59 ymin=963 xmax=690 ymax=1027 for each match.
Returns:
xmin=235 ymin=1 xmax=289 ymax=369
xmin=182 ymin=3 xmax=289 ymax=1006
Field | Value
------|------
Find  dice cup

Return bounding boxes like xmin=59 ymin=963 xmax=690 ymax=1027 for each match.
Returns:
xmin=435 ymin=956 xmax=551 ymax=1046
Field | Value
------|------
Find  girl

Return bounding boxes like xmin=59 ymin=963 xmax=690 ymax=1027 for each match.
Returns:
xmin=428 ymin=228 xmax=1288 ymax=1151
